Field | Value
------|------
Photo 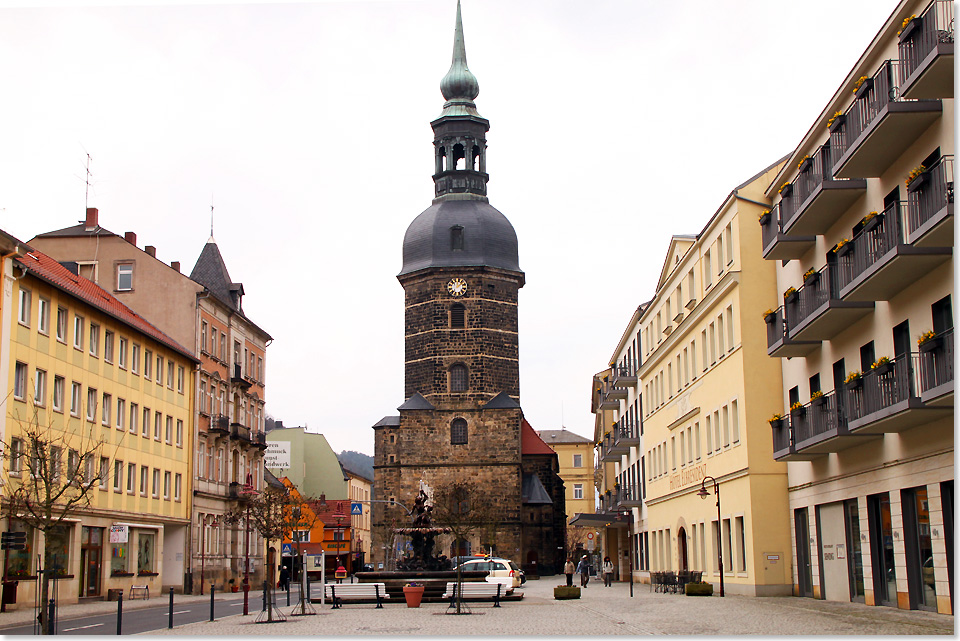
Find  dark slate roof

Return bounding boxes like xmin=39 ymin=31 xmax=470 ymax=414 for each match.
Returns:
xmin=521 ymin=473 xmax=553 ymax=505
xmin=373 ymin=416 xmax=401 ymax=428
xmin=264 ymin=468 xmax=285 ymax=489
xmin=190 ymin=239 xmax=272 ymax=340
xmin=483 ymin=391 xmax=520 ymax=409
xmin=536 ymin=429 xmax=593 ymax=445
xmin=397 ymin=393 xmax=436 ymax=411
xmin=34 ymin=223 xmax=116 ymax=238
xmin=400 ymin=199 xmax=521 ymax=276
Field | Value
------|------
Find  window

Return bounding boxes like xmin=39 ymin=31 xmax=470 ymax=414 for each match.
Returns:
xmin=731 ymin=400 xmax=740 ymax=444
xmin=74 ymin=315 xmax=84 ymax=350
xmin=142 ymin=407 xmax=150 ymax=437
xmin=220 ymin=334 xmax=226 ymax=361
xmin=144 ymin=350 xmax=152 ymax=379
xmin=156 ymin=355 xmax=162 ymax=383
xmin=87 ymin=388 xmax=97 ymax=422
xmin=257 ymin=357 xmax=262 ymax=382
xmin=38 ymin=298 xmax=50 ymax=335
xmin=34 ymin=369 xmax=47 ymax=406
xmin=198 ymin=443 xmax=207 ymax=478
xmin=118 ymin=338 xmax=127 ymax=369
xmin=9 ymin=438 xmax=23 ymax=475
xmin=17 ymin=288 xmax=30 ymax=326
xmin=101 ymin=393 xmax=111 ymax=426
xmin=177 ymin=366 xmax=184 ymax=394
xmin=154 ymin=412 xmax=161 ymax=441
xmin=99 ymin=456 xmax=108 ymax=489
xmin=199 ymin=380 xmax=207 ymax=413
xmin=117 ymin=399 xmax=125 ymax=430
xmin=167 ymin=361 xmax=174 ymax=388
xmin=70 ymin=382 xmax=81 ymax=417
xmin=113 ymin=460 xmax=123 ymax=492
xmin=174 ymin=473 xmax=182 ymax=501
xmin=201 ymin=321 xmax=208 ymax=352
xmin=13 ymin=362 xmax=26 ymax=400
xmin=140 ymin=466 xmax=148 ymax=495
xmin=130 ymin=403 xmax=138 ymax=433
xmin=451 ymin=303 xmax=466 ymax=328
xmin=163 ymin=471 xmax=171 ymax=500
xmin=573 ymin=483 xmax=584 ymax=500
xmin=131 ymin=344 xmax=140 ymax=374
xmin=127 ymin=463 xmax=135 ymax=493
xmin=451 ymin=418 xmax=468 ymax=445
xmin=736 ymin=516 xmax=746 ymax=572
xmin=89 ymin=323 xmax=99 ymax=356
xmin=573 ymin=453 xmax=583 ymax=468
xmin=450 ymin=364 xmax=468 ymax=392
xmin=104 ymin=330 xmax=114 ymax=363
xmin=152 ymin=469 xmax=160 ymax=497
xmin=176 ymin=419 xmax=183 ymax=447
xmin=165 ymin=416 xmax=172 ymax=444
xmin=116 ymin=264 xmax=133 ymax=291
xmin=451 ymin=224 xmax=464 ymax=250
xmin=56 ymin=307 xmax=67 ymax=342
xmin=138 ymin=532 xmax=155 ymax=573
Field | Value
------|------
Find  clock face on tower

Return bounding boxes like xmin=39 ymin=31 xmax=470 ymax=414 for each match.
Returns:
xmin=447 ymin=277 xmax=468 ymax=297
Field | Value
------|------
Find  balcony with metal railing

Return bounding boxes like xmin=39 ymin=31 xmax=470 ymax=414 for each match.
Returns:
xmin=209 ymin=414 xmax=230 ymax=436
xmin=764 ymin=307 xmax=819 ymax=358
xmin=898 ymin=0 xmax=954 ymax=99
xmin=906 ymin=155 xmax=954 ymax=247
xmin=612 ymin=416 xmax=641 ymax=451
xmin=784 ymin=264 xmax=873 ymax=341
xmin=231 ymin=363 xmax=252 ymax=390
xmin=760 ymin=203 xmax=816 ymax=260
xmin=790 ymin=389 xmax=876 ymax=455
xmin=918 ymin=328 xmax=954 ymax=406
xmin=830 ymin=59 xmax=942 ymax=178
xmin=781 ymin=144 xmax=868 ymax=236
xmin=836 ymin=201 xmax=951 ymax=302
xmin=611 ymin=364 xmax=638 ymax=389
xmin=769 ymin=416 xmax=817 ymax=462
xmin=599 ymin=432 xmax=619 ymax=463
xmin=616 ymin=483 xmax=643 ymax=508
xmin=845 ymin=352 xmax=952 ymax=433
xmin=230 ymin=422 xmax=251 ymax=443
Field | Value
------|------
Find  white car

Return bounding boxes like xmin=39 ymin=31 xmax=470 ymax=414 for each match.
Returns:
xmin=456 ymin=557 xmax=525 ymax=588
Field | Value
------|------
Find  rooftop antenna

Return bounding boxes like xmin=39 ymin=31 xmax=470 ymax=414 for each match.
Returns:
xmin=209 ymin=195 xmax=215 ymax=242
xmin=84 ymin=152 xmax=93 ymax=210
xmin=561 ymin=401 xmax=565 ymax=430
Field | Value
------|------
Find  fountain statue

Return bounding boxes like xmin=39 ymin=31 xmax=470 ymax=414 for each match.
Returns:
xmin=393 ymin=487 xmax=452 ymax=571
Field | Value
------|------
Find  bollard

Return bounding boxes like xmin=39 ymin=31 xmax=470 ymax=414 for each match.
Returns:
xmin=117 ymin=592 xmax=123 ymax=635
xmin=286 ymin=580 xmax=290 ymax=607
xmin=168 ymin=587 xmax=174 ymax=629
xmin=262 ymin=580 xmax=267 ymax=612
xmin=48 ymin=599 xmax=55 ymax=636
xmin=209 ymin=585 xmax=215 ymax=622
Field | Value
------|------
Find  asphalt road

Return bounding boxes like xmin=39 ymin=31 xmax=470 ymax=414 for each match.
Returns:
xmin=0 ymin=589 xmax=310 ymax=636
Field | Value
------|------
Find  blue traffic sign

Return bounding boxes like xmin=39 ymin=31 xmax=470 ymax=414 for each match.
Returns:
xmin=281 ymin=543 xmax=294 ymax=556
xmin=351 ymin=502 xmax=363 ymax=515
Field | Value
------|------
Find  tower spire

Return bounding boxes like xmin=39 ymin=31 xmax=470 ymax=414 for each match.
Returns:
xmin=439 ymin=0 xmax=480 ymax=117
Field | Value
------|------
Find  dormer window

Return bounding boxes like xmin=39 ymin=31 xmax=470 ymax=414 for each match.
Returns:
xmin=451 ymin=225 xmax=464 ymax=251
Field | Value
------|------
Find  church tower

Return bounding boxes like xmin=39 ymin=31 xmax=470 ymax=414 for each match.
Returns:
xmin=373 ymin=1 xmax=525 ymax=561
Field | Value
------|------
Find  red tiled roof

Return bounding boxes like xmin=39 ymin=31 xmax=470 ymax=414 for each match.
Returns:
xmin=16 ymin=248 xmax=198 ymax=363
xmin=521 ymin=418 xmax=556 ymax=456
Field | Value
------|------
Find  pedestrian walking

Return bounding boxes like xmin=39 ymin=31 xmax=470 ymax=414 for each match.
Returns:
xmin=576 ymin=555 xmax=591 ymax=588
xmin=563 ymin=558 xmax=575 ymax=587
xmin=602 ymin=557 xmax=614 ymax=587
xmin=278 ymin=565 xmax=290 ymax=591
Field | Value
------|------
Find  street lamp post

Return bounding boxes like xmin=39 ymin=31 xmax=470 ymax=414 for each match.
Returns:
xmin=333 ymin=507 xmax=346 ymax=575
xmin=697 ymin=476 xmax=724 ymax=597
xmin=620 ymin=511 xmax=633 ymax=598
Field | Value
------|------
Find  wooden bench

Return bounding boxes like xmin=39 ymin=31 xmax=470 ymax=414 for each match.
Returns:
xmin=443 ymin=581 xmax=506 ymax=608
xmin=324 ymin=583 xmax=389 ymax=609
xmin=128 ymin=585 xmax=149 ymax=600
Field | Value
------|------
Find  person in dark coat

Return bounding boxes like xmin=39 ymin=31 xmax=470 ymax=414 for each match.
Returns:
xmin=278 ymin=565 xmax=290 ymax=591
xmin=576 ymin=555 xmax=591 ymax=588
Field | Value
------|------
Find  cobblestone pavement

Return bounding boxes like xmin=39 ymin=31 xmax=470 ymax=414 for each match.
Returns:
xmin=144 ymin=579 xmax=954 ymax=636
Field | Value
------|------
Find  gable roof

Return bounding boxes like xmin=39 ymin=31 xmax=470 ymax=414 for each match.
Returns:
xmin=398 ymin=392 xmax=435 ymax=411
xmin=656 ymin=236 xmax=696 ymax=291
xmin=521 ymin=418 xmax=556 ymax=456
xmin=536 ymin=429 xmax=593 ymax=445
xmin=521 ymin=472 xmax=553 ymax=505
xmin=16 ymin=248 xmax=198 ymax=363
xmin=190 ymin=239 xmax=272 ymax=340
xmin=483 ymin=391 xmax=520 ymax=409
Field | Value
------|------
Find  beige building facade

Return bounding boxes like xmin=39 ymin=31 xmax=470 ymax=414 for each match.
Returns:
xmin=344 ymin=468 xmax=372 ymax=568
xmin=536 ymin=428 xmax=598 ymax=553
xmin=759 ymin=0 xmax=953 ymax=614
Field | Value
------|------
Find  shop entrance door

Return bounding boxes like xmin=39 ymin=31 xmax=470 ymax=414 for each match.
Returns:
xmin=677 ymin=528 xmax=688 ymax=572
xmin=795 ymin=508 xmax=814 ymax=598
xmin=867 ymin=493 xmax=897 ymax=607
xmin=79 ymin=526 xmax=104 ymax=597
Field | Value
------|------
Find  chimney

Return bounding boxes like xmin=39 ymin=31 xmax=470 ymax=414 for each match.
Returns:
xmin=145 ymin=246 xmax=156 ymax=258
xmin=124 ymin=231 xmax=137 ymax=246
xmin=171 ymin=261 xmax=180 ymax=273
xmin=84 ymin=208 xmax=98 ymax=231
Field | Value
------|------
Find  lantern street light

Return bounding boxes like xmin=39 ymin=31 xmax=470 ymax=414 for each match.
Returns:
xmin=697 ymin=476 xmax=724 ymax=597
xmin=238 ymin=474 xmax=259 ymax=616
xmin=199 ymin=514 xmax=218 ymax=596
xmin=333 ymin=505 xmax=347 ymax=573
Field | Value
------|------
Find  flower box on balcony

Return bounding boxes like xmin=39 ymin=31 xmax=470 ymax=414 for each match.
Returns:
xmin=837 ymin=242 xmax=855 ymax=257
xmin=778 ymin=183 xmax=793 ymax=199
xmin=784 ymin=288 xmax=799 ymax=304
xmin=768 ymin=415 xmax=785 ymax=430
xmin=758 ymin=210 xmax=771 ymax=226
xmin=907 ymin=171 xmax=930 ymax=193
xmin=803 ymin=271 xmax=820 ymax=287
xmin=798 ymin=156 xmax=812 ymax=173
xmin=919 ymin=336 xmax=943 ymax=353
xmin=863 ymin=212 xmax=884 ymax=233
xmin=762 ymin=310 xmax=777 ymax=325
xmin=828 ymin=113 xmax=846 ymax=134
xmin=898 ymin=15 xmax=921 ymax=43
xmin=813 ymin=395 xmax=829 ymax=407
xmin=845 ymin=376 xmax=863 ymax=390
xmin=873 ymin=362 xmax=894 ymax=376
xmin=854 ymin=77 xmax=874 ymax=100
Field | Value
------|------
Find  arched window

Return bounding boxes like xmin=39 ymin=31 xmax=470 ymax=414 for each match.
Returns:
xmin=451 ymin=303 xmax=466 ymax=328
xmin=450 ymin=364 xmax=468 ymax=392
xmin=450 ymin=225 xmax=464 ymax=251
xmin=451 ymin=418 xmax=467 ymax=445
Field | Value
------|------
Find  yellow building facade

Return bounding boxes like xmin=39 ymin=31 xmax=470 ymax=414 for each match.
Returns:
xmin=2 ymin=244 xmax=196 ymax=606
xmin=536 ymin=429 xmax=598 ymax=553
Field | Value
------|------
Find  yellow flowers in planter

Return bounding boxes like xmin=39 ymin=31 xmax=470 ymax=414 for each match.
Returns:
xmin=783 ymin=287 xmax=797 ymax=300
xmin=906 ymin=165 xmax=927 ymax=187
xmin=790 ymin=401 xmax=804 ymax=412
xmin=871 ymin=356 xmax=891 ymax=370
xmin=778 ymin=182 xmax=792 ymax=194
xmin=918 ymin=330 xmax=937 ymax=346
xmin=834 ymin=238 xmax=851 ymax=252
xmin=827 ymin=111 xmax=843 ymax=129
xmin=897 ymin=14 xmax=917 ymax=36
xmin=761 ymin=308 xmax=776 ymax=320
xmin=797 ymin=155 xmax=811 ymax=171
xmin=844 ymin=371 xmax=862 ymax=384
xmin=803 ymin=268 xmax=817 ymax=281
xmin=758 ymin=209 xmax=771 ymax=222
xmin=852 ymin=75 xmax=869 ymax=94
xmin=768 ymin=413 xmax=784 ymax=425
xmin=810 ymin=390 xmax=824 ymax=401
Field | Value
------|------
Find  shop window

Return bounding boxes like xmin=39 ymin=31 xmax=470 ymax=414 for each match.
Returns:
xmin=138 ymin=532 xmax=156 ymax=574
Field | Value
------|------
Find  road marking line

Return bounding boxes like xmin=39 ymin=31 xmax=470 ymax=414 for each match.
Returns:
xmin=63 ymin=623 xmax=104 ymax=632
xmin=172 ymin=610 xmax=191 ymax=615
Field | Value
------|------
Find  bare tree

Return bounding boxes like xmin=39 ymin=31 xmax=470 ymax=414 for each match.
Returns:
xmin=429 ymin=479 xmax=497 ymax=614
xmin=2 ymin=392 xmax=109 ymax=635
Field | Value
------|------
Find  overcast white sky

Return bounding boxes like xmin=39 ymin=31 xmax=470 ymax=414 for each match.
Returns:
xmin=0 ymin=0 xmax=898 ymax=455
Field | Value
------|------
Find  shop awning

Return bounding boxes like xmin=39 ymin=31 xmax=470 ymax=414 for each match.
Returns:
xmin=568 ymin=512 xmax=632 ymax=529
